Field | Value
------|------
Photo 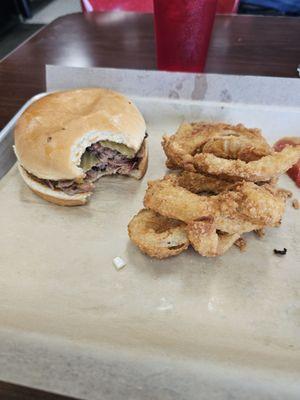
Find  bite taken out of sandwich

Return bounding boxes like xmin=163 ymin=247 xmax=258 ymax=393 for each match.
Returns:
xmin=14 ymin=88 xmax=148 ymax=206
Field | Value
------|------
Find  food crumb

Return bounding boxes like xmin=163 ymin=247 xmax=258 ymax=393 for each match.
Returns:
xmin=234 ymin=237 xmax=247 ymax=252
xmin=273 ymin=248 xmax=287 ymax=256
xmin=292 ymin=199 xmax=299 ymax=209
xmin=277 ymin=188 xmax=293 ymax=198
xmin=157 ymin=297 xmax=173 ymax=311
xmin=254 ymin=229 xmax=265 ymax=238
xmin=113 ymin=257 xmax=126 ymax=270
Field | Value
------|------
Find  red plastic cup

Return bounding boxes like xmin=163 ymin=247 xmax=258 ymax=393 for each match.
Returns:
xmin=153 ymin=0 xmax=217 ymax=72
xmin=217 ymin=0 xmax=239 ymax=13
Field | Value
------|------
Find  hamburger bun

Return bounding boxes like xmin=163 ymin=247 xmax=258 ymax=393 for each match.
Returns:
xmin=14 ymin=88 xmax=148 ymax=206
xmin=14 ymin=88 xmax=146 ymax=180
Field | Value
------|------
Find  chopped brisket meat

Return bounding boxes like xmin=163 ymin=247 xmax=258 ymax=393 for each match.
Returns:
xmin=29 ymin=140 xmax=144 ymax=195
xmin=30 ymin=174 xmax=95 ymax=195
xmin=87 ymin=142 xmax=139 ymax=176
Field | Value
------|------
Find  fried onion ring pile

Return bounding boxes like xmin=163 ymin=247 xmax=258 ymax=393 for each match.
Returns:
xmin=128 ymin=122 xmax=297 ymax=259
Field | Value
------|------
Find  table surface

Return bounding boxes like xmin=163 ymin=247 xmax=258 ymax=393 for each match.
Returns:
xmin=1 ymin=12 xmax=300 ymax=130
xmin=0 ymin=11 xmax=300 ymax=400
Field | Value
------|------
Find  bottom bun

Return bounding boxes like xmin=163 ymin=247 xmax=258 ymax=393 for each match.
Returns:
xmin=18 ymin=165 xmax=91 ymax=206
xmin=129 ymin=142 xmax=148 ymax=180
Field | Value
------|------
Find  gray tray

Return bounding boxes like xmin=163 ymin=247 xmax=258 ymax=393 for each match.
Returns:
xmin=0 ymin=93 xmax=47 ymax=180
xmin=1 ymin=69 xmax=300 ymax=400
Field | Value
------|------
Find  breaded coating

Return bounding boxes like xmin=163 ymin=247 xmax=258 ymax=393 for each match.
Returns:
xmin=193 ymin=146 xmax=300 ymax=182
xmin=254 ymin=229 xmax=265 ymax=238
xmin=186 ymin=217 xmax=240 ymax=257
xmin=292 ymin=199 xmax=299 ymax=209
xmin=234 ymin=237 xmax=247 ymax=251
xmin=176 ymin=171 xmax=237 ymax=194
xmin=128 ymin=209 xmax=189 ymax=259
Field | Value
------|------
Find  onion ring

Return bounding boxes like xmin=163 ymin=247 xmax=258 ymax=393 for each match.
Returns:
xmin=128 ymin=209 xmax=189 ymax=259
xmin=176 ymin=171 xmax=237 ymax=194
xmin=162 ymin=122 xmax=272 ymax=172
xmin=186 ymin=217 xmax=240 ymax=257
xmin=193 ymin=145 xmax=300 ymax=182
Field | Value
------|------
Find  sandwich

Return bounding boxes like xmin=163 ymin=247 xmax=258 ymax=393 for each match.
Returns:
xmin=14 ymin=88 xmax=148 ymax=206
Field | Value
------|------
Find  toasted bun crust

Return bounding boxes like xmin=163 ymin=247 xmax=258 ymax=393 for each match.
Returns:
xmin=18 ymin=164 xmax=91 ymax=206
xmin=14 ymin=88 xmax=146 ymax=180
xmin=129 ymin=140 xmax=148 ymax=180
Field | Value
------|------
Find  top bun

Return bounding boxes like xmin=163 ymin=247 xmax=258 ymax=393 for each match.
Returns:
xmin=14 ymin=88 xmax=146 ymax=180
